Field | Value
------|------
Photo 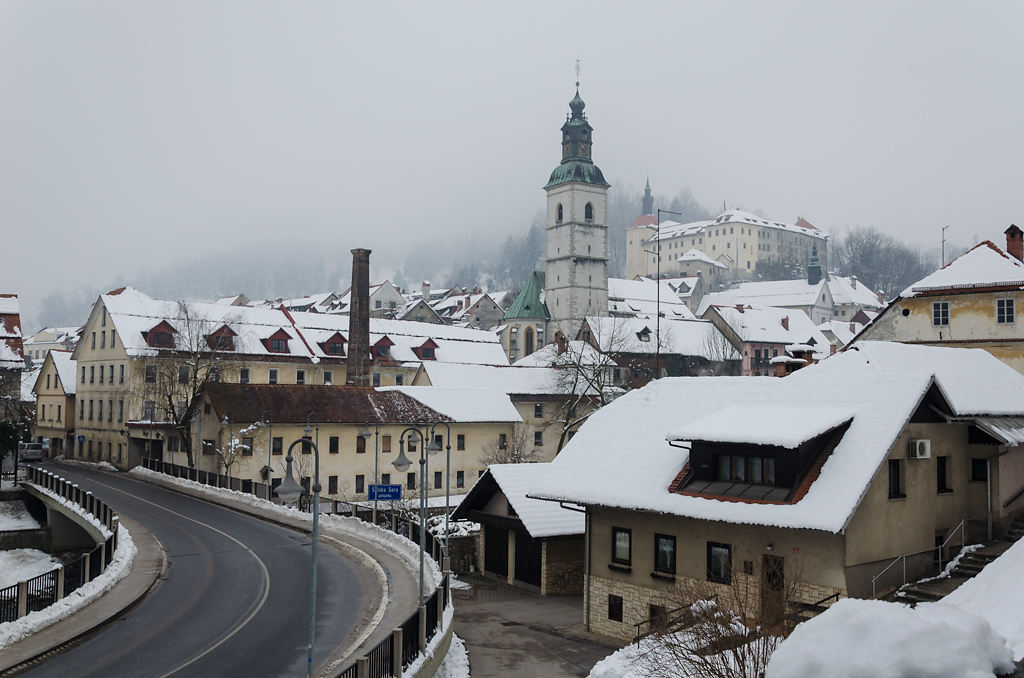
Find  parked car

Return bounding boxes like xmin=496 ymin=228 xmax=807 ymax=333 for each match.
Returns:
xmin=18 ymin=442 xmax=44 ymax=462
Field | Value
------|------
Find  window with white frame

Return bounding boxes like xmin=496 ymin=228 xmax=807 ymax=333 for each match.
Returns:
xmin=932 ymin=301 xmax=950 ymax=326
xmin=997 ymin=299 xmax=1015 ymax=324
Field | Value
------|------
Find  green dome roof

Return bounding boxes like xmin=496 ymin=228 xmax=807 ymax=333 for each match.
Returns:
xmin=544 ymin=159 xmax=609 ymax=189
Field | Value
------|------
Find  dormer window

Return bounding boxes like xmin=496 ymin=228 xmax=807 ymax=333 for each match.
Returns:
xmin=263 ymin=328 xmax=292 ymax=354
xmin=318 ymin=332 xmax=347 ymax=356
xmin=373 ymin=336 xmax=394 ymax=359
xmin=413 ymin=338 xmax=439 ymax=361
xmin=206 ymin=325 xmax=237 ymax=351
xmin=143 ymin=321 xmax=177 ymax=349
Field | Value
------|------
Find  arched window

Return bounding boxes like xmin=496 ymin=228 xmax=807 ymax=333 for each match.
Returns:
xmin=524 ymin=327 xmax=535 ymax=356
xmin=556 ymin=203 xmax=563 ymax=224
xmin=585 ymin=202 xmax=593 ymax=221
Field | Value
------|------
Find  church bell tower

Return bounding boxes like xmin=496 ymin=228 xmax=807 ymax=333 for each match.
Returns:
xmin=543 ymin=82 xmax=610 ymax=338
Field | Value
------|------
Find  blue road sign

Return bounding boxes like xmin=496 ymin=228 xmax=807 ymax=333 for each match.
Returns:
xmin=369 ymin=484 xmax=402 ymax=501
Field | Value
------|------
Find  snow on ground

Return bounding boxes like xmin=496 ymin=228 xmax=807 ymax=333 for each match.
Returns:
xmin=448 ymin=575 xmax=471 ymax=591
xmin=435 ymin=632 xmax=470 ymax=678
xmin=944 ymin=536 xmax=1024 ymax=660
xmin=0 ymin=501 xmax=40 ymax=531
xmin=0 ymin=524 xmax=136 ymax=651
xmin=0 ymin=549 xmax=61 ymax=589
xmin=764 ymin=598 xmax=1015 ymax=678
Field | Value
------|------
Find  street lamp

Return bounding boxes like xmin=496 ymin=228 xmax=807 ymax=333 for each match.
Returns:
xmin=391 ymin=425 xmax=437 ymax=605
xmin=645 ymin=207 xmax=683 ymax=380
xmin=275 ymin=426 xmax=322 ymax=678
xmin=428 ymin=422 xmax=452 ymax=574
xmin=359 ymin=423 xmax=380 ymax=523
xmin=262 ymin=411 xmax=273 ymax=497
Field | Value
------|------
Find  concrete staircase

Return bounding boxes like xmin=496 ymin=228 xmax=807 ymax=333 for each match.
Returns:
xmin=898 ymin=514 xmax=1024 ymax=605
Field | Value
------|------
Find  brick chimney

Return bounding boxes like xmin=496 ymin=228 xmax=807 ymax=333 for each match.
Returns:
xmin=346 ymin=249 xmax=372 ymax=386
xmin=781 ymin=316 xmax=789 ymax=331
xmin=554 ymin=330 xmax=568 ymax=355
xmin=850 ymin=275 xmax=858 ymax=289
xmin=877 ymin=289 xmax=885 ymax=305
xmin=421 ymin=280 xmax=431 ymax=301
xmin=1006 ymin=225 xmax=1023 ymax=261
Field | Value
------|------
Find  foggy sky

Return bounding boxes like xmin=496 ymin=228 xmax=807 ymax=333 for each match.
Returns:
xmin=2 ymin=1 xmax=1022 ymax=329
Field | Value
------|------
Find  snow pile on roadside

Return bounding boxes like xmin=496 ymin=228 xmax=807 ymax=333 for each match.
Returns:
xmin=0 ymin=501 xmax=41 ymax=531
xmin=0 ymin=524 xmax=136 ymax=651
xmin=764 ymin=598 xmax=1014 ymax=678
xmin=449 ymin=575 xmax=471 ymax=590
xmin=54 ymin=458 xmax=119 ymax=473
xmin=129 ymin=467 xmax=442 ymax=586
xmin=435 ymin=632 xmax=470 ymax=678
xmin=944 ymin=537 xmax=1024 ymax=660
xmin=0 ymin=550 xmax=61 ymax=589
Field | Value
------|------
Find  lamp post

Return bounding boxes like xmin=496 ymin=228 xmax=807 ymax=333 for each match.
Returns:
xmin=275 ymin=426 xmax=322 ymax=678
xmin=359 ymin=423 xmax=380 ymax=523
xmin=262 ymin=411 xmax=273 ymax=498
xmin=390 ymin=425 xmax=436 ymax=605
xmin=428 ymin=422 xmax=452 ymax=573
xmin=652 ymin=208 xmax=682 ymax=380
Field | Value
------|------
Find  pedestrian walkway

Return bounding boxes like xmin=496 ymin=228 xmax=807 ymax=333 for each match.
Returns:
xmin=0 ymin=515 xmax=165 ymax=675
xmin=453 ymin=574 xmax=622 ymax=678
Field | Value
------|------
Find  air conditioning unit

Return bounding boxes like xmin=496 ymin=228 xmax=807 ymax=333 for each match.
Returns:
xmin=908 ymin=439 xmax=931 ymax=459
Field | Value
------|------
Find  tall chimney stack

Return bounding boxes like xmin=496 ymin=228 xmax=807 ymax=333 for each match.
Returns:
xmin=346 ymin=249 xmax=372 ymax=386
xmin=1005 ymin=225 xmax=1023 ymax=262
xmin=421 ymin=280 xmax=431 ymax=302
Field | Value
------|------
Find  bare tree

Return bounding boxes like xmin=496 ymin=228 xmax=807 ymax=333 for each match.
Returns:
xmin=214 ymin=421 xmax=257 ymax=480
xmin=480 ymin=424 xmax=540 ymax=466
xmin=636 ymin=561 xmax=811 ymax=678
xmin=0 ymin=368 xmax=30 ymax=463
xmin=832 ymin=226 xmax=932 ymax=297
xmin=141 ymin=301 xmax=240 ymax=468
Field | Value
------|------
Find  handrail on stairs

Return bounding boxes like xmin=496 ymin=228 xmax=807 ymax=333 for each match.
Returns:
xmin=1003 ymin=484 xmax=1024 ymax=509
xmin=936 ymin=518 xmax=965 ymax=571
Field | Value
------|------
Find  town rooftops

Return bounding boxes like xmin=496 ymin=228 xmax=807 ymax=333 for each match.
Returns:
xmin=698 ymin=279 xmax=828 ymax=314
xmin=584 ymin=316 xmax=740 ymax=360
xmin=454 ymin=464 xmax=585 ymax=539
xmin=203 ymin=383 xmax=451 ymax=424
xmin=607 ymin=278 xmax=695 ymax=320
xmin=47 ymin=350 xmax=77 ymax=396
xmin=418 ymin=362 xmax=563 ymax=395
xmin=504 ymin=271 xmax=550 ymax=320
xmin=709 ymin=305 xmax=829 ymax=352
xmin=650 ymin=209 xmax=829 ymax=243
xmin=900 ymin=241 xmax=1024 ymax=298
xmin=529 ymin=342 xmax=1024 ymax=533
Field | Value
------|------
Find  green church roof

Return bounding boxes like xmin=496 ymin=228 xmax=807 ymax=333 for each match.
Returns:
xmin=504 ymin=271 xmax=550 ymax=320
xmin=544 ymin=159 xmax=610 ymax=189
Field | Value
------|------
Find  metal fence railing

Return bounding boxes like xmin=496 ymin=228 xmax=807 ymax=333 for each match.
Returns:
xmin=1 ymin=466 xmax=120 ymax=624
xmin=141 ymin=458 xmax=273 ymax=501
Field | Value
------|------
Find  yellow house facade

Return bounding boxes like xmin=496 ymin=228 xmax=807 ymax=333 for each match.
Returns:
xmin=31 ymin=350 xmax=76 ymax=456
xmin=857 ymin=239 xmax=1024 ymax=374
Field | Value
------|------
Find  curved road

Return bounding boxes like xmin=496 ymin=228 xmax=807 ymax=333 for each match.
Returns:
xmin=19 ymin=464 xmax=373 ymax=678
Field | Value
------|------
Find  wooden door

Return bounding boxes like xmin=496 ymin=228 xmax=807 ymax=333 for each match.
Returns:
xmin=761 ymin=554 xmax=785 ymax=625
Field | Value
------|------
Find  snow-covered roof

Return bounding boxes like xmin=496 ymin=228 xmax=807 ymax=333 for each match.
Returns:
xmin=93 ymin=287 xmax=508 ymax=366
xmin=529 ymin=342 xmax=1024 ymax=533
xmin=513 ymin=340 xmax=611 ymax=368
xmin=418 ymin=362 xmax=562 ymax=395
xmin=970 ymin=417 xmax=1024 ymax=446
xmin=650 ymin=209 xmax=828 ymax=243
xmin=827 ymin=276 xmax=883 ymax=309
xmin=0 ymin=295 xmax=20 ymax=315
xmin=607 ymin=278 xmax=695 ymax=320
xmin=382 ymin=386 xmax=522 ymax=423
xmin=668 ymin=405 xmax=853 ymax=449
xmin=585 ymin=316 xmax=740 ymax=360
xmin=765 ymin=598 xmax=1015 ymax=678
xmin=676 ymin=249 xmax=727 ymax=268
xmin=49 ymin=350 xmax=77 ymax=395
xmin=711 ymin=306 xmax=829 ymax=353
xmin=901 ymin=241 xmax=1024 ymax=297
xmin=943 ymin=532 xmax=1024 ymax=659
xmin=697 ymin=279 xmax=828 ymax=314
xmin=817 ymin=320 xmax=865 ymax=347
xmin=486 ymin=464 xmax=585 ymax=538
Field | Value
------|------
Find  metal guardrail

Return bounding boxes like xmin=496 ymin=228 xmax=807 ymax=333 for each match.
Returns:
xmin=871 ymin=517 xmax=971 ymax=598
xmin=1 ymin=466 xmax=120 ymax=623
